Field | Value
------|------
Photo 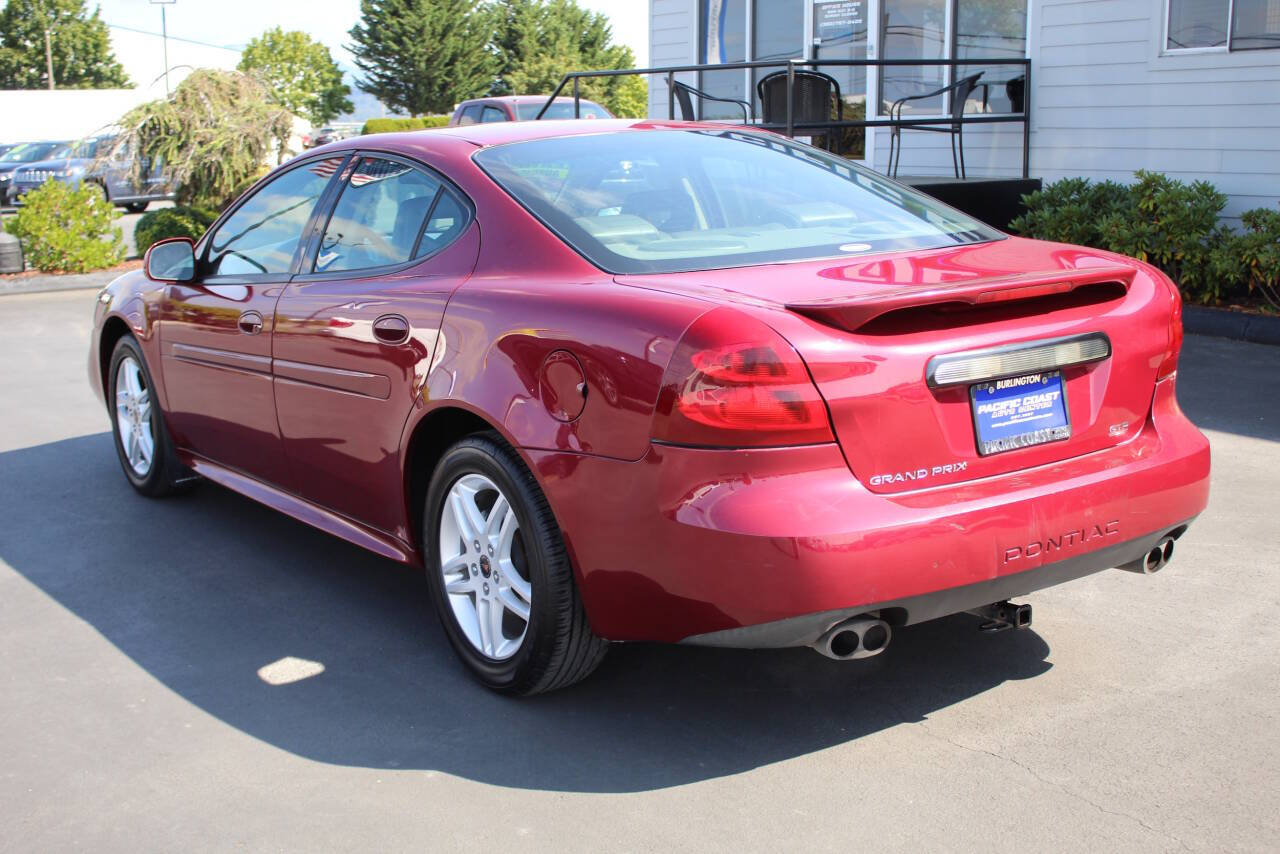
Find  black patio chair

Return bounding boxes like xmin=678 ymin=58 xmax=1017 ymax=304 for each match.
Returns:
xmin=887 ymin=72 xmax=984 ymax=179
xmin=671 ymin=80 xmax=755 ymax=123
xmin=756 ymin=69 xmax=843 ymax=154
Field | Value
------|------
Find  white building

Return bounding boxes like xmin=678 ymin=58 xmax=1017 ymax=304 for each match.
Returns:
xmin=0 ymin=25 xmax=241 ymax=144
xmin=649 ymin=0 xmax=1280 ymax=222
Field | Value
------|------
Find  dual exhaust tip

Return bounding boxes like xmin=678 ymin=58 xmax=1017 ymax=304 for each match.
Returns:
xmin=812 ymin=616 xmax=892 ymax=660
xmin=812 ymin=532 xmax=1180 ymax=660
xmin=1120 ymin=536 xmax=1176 ymax=575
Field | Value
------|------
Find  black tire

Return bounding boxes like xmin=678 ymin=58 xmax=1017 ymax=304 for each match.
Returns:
xmin=107 ymin=336 xmax=197 ymax=497
xmin=125 ymin=201 xmax=148 ymax=213
xmin=424 ymin=433 xmax=607 ymax=695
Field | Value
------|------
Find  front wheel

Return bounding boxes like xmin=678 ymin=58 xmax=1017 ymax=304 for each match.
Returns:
xmin=424 ymin=434 xmax=607 ymax=695
xmin=108 ymin=336 xmax=196 ymax=497
xmin=125 ymin=201 xmax=148 ymax=213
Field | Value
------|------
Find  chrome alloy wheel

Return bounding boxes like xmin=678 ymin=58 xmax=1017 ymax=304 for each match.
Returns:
xmin=438 ymin=473 xmax=532 ymax=660
xmin=114 ymin=356 xmax=155 ymax=477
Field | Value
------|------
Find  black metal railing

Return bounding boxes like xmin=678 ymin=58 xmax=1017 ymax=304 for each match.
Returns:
xmin=535 ymin=57 xmax=1031 ymax=179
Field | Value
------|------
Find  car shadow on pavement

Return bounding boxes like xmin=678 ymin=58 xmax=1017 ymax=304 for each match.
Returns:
xmin=0 ymin=434 xmax=1052 ymax=793
xmin=1178 ymin=336 xmax=1280 ymax=443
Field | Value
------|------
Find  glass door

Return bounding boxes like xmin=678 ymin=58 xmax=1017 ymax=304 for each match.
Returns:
xmin=809 ymin=0 xmax=876 ymax=163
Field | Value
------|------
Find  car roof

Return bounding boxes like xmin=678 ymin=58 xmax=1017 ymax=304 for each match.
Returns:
xmin=458 ymin=95 xmax=606 ymax=107
xmin=303 ymin=119 xmax=721 ymax=164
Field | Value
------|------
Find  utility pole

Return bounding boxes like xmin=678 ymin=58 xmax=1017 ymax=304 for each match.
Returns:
xmin=43 ymin=28 xmax=54 ymax=90
xmin=151 ymin=0 xmax=176 ymax=96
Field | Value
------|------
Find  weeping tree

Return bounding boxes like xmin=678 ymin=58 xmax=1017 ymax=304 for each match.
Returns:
xmin=106 ymin=69 xmax=295 ymax=211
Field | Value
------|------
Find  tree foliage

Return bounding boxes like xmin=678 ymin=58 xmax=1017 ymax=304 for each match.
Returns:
xmin=492 ymin=0 xmax=646 ymax=117
xmin=348 ymin=0 xmax=497 ymax=116
xmin=347 ymin=0 xmax=647 ymax=119
xmin=238 ymin=27 xmax=353 ymax=126
xmin=0 ymin=0 xmax=130 ymax=89
xmin=108 ymin=69 xmax=295 ymax=211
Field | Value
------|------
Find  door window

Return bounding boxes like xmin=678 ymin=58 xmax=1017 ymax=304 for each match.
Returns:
xmin=481 ymin=105 xmax=508 ymax=123
xmin=457 ymin=104 xmax=484 ymax=125
xmin=314 ymin=157 xmax=465 ymax=273
xmin=206 ymin=156 xmax=344 ymax=276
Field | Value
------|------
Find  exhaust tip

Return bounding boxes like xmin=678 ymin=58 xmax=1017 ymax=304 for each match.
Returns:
xmin=812 ymin=616 xmax=893 ymax=660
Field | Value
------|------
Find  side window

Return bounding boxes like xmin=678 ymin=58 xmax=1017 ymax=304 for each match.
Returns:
xmin=481 ymin=105 xmax=508 ymax=123
xmin=314 ymin=156 xmax=465 ymax=273
xmin=206 ymin=156 xmax=343 ymax=276
xmin=457 ymin=105 xmax=483 ymax=126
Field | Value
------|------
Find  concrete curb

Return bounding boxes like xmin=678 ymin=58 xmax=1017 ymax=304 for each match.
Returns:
xmin=0 ymin=270 xmax=127 ymax=297
xmin=1184 ymin=305 xmax=1280 ymax=347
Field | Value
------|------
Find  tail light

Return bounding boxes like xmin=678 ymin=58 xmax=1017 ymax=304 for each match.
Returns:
xmin=1157 ymin=276 xmax=1183 ymax=380
xmin=652 ymin=307 xmax=834 ymax=447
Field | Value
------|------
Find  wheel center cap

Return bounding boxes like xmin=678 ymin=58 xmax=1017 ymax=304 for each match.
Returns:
xmin=478 ymin=555 xmax=492 ymax=578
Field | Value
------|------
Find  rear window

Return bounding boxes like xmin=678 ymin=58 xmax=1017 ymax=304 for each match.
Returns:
xmin=473 ymin=129 xmax=1001 ymax=274
xmin=515 ymin=101 xmax=611 ymax=120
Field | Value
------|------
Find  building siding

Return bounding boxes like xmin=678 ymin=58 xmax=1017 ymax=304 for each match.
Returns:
xmin=649 ymin=0 xmax=699 ymax=119
xmin=648 ymin=0 xmax=1280 ymax=221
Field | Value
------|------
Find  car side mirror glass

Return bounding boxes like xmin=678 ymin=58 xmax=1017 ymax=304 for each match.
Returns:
xmin=145 ymin=237 xmax=196 ymax=282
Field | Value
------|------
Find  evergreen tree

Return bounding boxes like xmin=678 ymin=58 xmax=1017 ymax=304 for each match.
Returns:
xmin=348 ymin=0 xmax=496 ymax=116
xmin=0 ymin=0 xmax=130 ymax=89
xmin=239 ymin=27 xmax=353 ymax=126
xmin=109 ymin=69 xmax=295 ymax=210
xmin=492 ymin=0 xmax=646 ymax=118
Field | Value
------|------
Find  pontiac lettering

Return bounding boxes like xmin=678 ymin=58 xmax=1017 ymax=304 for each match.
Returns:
xmin=1003 ymin=520 xmax=1121 ymax=563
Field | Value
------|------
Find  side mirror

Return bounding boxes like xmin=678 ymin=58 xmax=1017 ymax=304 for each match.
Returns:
xmin=145 ymin=237 xmax=196 ymax=282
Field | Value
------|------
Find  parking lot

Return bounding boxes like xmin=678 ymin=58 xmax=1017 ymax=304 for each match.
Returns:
xmin=1 ymin=288 xmax=1277 ymax=851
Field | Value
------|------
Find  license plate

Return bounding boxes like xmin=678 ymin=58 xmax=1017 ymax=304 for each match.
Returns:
xmin=970 ymin=370 xmax=1070 ymax=455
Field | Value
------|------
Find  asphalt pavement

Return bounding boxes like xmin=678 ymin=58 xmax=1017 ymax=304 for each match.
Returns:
xmin=1 ymin=289 xmax=1277 ymax=852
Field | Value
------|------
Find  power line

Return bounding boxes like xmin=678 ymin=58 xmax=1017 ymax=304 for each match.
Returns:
xmin=103 ymin=21 xmax=242 ymax=53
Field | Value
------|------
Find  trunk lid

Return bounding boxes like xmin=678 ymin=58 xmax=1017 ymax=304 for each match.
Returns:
xmin=619 ymin=237 xmax=1176 ymax=492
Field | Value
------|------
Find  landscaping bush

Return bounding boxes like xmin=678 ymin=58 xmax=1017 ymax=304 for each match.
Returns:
xmin=7 ymin=180 xmax=125 ymax=273
xmin=1211 ymin=207 xmax=1280 ymax=310
xmin=1097 ymin=170 xmax=1227 ymax=303
xmin=1008 ymin=176 xmax=1132 ymax=247
xmin=134 ymin=205 xmax=218 ymax=255
xmin=1009 ymin=171 xmax=1239 ymax=305
xmin=361 ymin=115 xmax=450 ymax=135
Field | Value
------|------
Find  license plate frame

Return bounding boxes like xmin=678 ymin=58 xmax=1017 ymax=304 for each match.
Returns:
xmin=969 ymin=370 xmax=1071 ymax=456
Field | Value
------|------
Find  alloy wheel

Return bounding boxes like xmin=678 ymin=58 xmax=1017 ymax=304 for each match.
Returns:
xmin=114 ymin=355 xmax=155 ymax=477
xmin=438 ymin=472 xmax=532 ymax=660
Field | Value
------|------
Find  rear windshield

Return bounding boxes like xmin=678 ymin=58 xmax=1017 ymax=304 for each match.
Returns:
xmin=474 ymin=129 xmax=1002 ymax=274
xmin=515 ymin=101 xmax=611 ymax=120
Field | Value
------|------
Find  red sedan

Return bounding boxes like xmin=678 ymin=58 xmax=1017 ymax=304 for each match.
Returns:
xmin=89 ymin=120 xmax=1210 ymax=694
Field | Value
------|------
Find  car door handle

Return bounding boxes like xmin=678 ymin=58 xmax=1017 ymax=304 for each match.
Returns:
xmin=238 ymin=311 xmax=264 ymax=335
xmin=372 ymin=314 xmax=410 ymax=345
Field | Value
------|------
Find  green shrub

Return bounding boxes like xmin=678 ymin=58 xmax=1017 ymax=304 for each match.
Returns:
xmin=134 ymin=205 xmax=218 ymax=255
xmin=1096 ymin=170 xmax=1227 ymax=303
xmin=7 ymin=180 xmax=125 ymax=273
xmin=1010 ymin=171 xmax=1238 ymax=305
xmin=1211 ymin=207 xmax=1280 ymax=310
xmin=361 ymin=115 xmax=450 ymax=135
xmin=1008 ymin=176 xmax=1131 ymax=247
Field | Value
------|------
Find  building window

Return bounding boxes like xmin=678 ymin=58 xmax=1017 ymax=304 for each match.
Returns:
xmin=1167 ymin=0 xmax=1280 ymax=51
xmin=880 ymin=0 xmax=1028 ymax=115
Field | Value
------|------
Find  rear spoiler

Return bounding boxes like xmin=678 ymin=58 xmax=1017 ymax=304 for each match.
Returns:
xmin=786 ymin=267 xmax=1136 ymax=333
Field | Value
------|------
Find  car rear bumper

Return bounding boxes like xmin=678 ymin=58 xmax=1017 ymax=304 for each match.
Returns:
xmin=528 ymin=374 xmax=1210 ymax=644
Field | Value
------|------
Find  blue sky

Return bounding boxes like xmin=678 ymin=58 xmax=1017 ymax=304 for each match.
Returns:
xmin=93 ymin=0 xmax=649 ymax=70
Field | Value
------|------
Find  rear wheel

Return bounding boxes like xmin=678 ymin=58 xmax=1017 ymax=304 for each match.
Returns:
xmin=125 ymin=201 xmax=148 ymax=213
xmin=424 ymin=434 xmax=607 ymax=695
xmin=108 ymin=336 xmax=195 ymax=497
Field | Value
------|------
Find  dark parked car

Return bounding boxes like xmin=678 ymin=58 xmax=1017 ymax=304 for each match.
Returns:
xmin=10 ymin=135 xmax=173 ymax=212
xmin=448 ymin=95 xmax=612 ymax=125
xmin=89 ymin=120 xmax=1208 ymax=695
xmin=0 ymin=140 xmax=71 ymax=205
